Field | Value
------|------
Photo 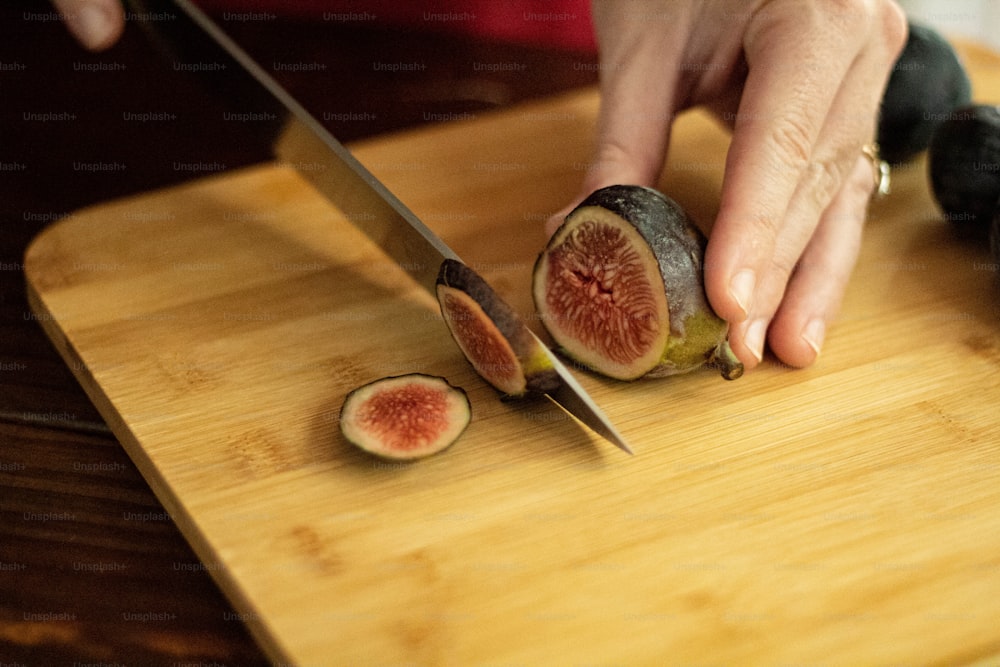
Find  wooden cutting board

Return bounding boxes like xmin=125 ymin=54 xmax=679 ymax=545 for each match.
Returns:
xmin=26 ymin=44 xmax=1000 ymax=665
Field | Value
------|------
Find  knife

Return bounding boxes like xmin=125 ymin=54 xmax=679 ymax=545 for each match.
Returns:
xmin=127 ymin=0 xmax=633 ymax=454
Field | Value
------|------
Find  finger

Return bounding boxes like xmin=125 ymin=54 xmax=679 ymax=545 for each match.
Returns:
xmin=761 ymin=4 xmax=904 ymax=290
xmin=584 ymin=1 xmax=689 ymax=188
xmin=705 ymin=0 xmax=907 ymax=367
xmin=727 ymin=41 xmax=894 ymax=367
xmin=546 ymin=3 xmax=686 ymax=236
xmin=767 ymin=153 xmax=872 ymax=368
xmin=705 ymin=16 xmax=859 ymax=329
xmin=704 ymin=1 xmax=900 ymax=327
xmin=52 ymin=0 xmax=125 ymax=51
xmin=727 ymin=152 xmax=872 ymax=370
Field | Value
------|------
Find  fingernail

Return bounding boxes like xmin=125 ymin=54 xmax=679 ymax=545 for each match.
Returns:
xmin=802 ymin=318 xmax=826 ymax=357
xmin=70 ymin=6 xmax=115 ymax=51
xmin=729 ymin=269 xmax=756 ymax=319
xmin=743 ymin=318 xmax=767 ymax=363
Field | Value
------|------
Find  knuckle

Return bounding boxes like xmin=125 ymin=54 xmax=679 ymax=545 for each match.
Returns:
xmin=878 ymin=1 xmax=909 ymax=56
xmin=768 ymin=116 xmax=814 ymax=169
xmin=767 ymin=256 xmax=795 ymax=293
xmin=590 ymin=137 xmax=660 ymax=186
xmin=825 ymin=0 xmax=866 ymax=16
xmin=816 ymin=0 xmax=906 ymax=47
xmin=846 ymin=153 xmax=877 ymax=199
xmin=801 ymin=156 xmax=848 ymax=212
xmin=593 ymin=139 xmax=632 ymax=174
xmin=742 ymin=210 xmax=783 ymax=249
xmin=819 ymin=0 xmax=875 ymax=31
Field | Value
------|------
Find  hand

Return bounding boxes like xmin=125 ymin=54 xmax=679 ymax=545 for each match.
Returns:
xmin=551 ymin=0 xmax=907 ymax=371
xmin=52 ymin=0 xmax=125 ymax=51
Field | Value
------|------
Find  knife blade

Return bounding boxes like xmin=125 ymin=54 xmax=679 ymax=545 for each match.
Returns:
xmin=127 ymin=0 xmax=633 ymax=454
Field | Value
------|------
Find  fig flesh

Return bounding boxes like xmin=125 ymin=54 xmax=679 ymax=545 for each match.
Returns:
xmin=928 ymin=104 xmax=1000 ymax=237
xmin=339 ymin=374 xmax=470 ymax=460
xmin=533 ymin=185 xmax=742 ymax=381
xmin=436 ymin=259 xmax=559 ymax=399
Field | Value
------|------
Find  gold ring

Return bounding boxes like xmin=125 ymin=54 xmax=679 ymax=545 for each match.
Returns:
xmin=862 ymin=142 xmax=891 ymax=198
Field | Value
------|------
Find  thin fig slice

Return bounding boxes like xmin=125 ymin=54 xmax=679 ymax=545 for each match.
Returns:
xmin=436 ymin=259 xmax=559 ymax=399
xmin=533 ymin=185 xmax=742 ymax=381
xmin=339 ymin=374 xmax=470 ymax=460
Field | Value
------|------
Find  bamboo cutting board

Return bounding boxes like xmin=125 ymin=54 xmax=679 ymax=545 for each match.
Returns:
xmin=25 ymin=44 xmax=1000 ymax=665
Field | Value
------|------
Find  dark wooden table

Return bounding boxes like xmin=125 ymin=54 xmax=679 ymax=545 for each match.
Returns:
xmin=0 ymin=3 xmax=596 ymax=661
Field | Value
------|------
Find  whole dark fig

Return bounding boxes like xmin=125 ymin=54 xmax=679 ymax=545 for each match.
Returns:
xmin=992 ymin=197 xmax=1000 ymax=265
xmin=928 ymin=104 xmax=1000 ymax=237
xmin=878 ymin=21 xmax=972 ymax=164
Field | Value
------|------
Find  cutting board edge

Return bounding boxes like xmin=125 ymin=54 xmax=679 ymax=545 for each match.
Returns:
xmin=16 ymin=39 xmax=1000 ymax=661
xmin=22 ymin=212 xmax=295 ymax=666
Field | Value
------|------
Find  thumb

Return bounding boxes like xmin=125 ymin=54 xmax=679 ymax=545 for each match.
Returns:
xmin=545 ymin=119 xmax=674 ymax=236
xmin=546 ymin=30 xmax=679 ymax=236
xmin=52 ymin=0 xmax=125 ymax=51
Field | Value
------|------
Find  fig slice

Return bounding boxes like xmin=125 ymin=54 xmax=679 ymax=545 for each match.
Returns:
xmin=533 ymin=185 xmax=743 ymax=381
xmin=339 ymin=374 xmax=471 ymax=460
xmin=436 ymin=258 xmax=559 ymax=399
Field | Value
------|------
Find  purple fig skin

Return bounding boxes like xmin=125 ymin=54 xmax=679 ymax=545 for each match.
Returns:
xmin=339 ymin=373 xmax=471 ymax=461
xmin=928 ymin=104 xmax=1000 ymax=237
xmin=877 ymin=21 xmax=972 ymax=165
xmin=992 ymin=199 xmax=1000 ymax=265
xmin=534 ymin=185 xmax=742 ymax=381
xmin=437 ymin=259 xmax=560 ymax=399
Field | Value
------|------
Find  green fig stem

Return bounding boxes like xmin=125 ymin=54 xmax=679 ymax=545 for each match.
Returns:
xmin=710 ymin=341 xmax=744 ymax=381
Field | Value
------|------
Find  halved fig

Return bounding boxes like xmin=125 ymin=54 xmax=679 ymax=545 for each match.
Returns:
xmin=339 ymin=374 xmax=470 ymax=460
xmin=436 ymin=258 xmax=559 ymax=399
xmin=533 ymin=185 xmax=742 ymax=381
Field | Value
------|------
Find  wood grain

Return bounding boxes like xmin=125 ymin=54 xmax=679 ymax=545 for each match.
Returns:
xmin=23 ymin=45 xmax=1000 ymax=665
xmin=0 ymin=5 xmax=599 ymax=661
